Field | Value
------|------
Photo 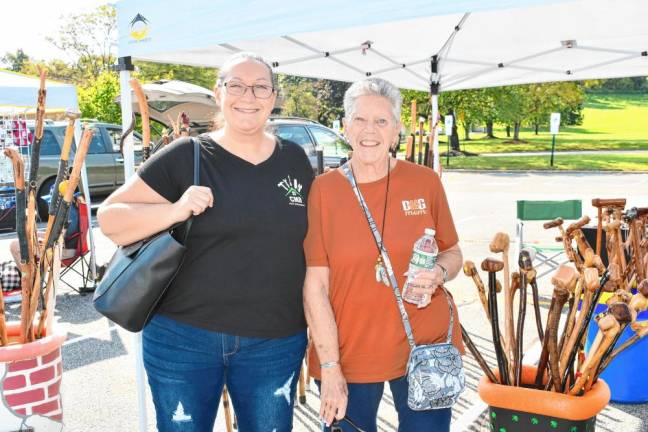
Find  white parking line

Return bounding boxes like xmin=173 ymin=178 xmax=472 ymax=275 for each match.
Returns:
xmin=63 ymin=324 xmax=119 ymax=347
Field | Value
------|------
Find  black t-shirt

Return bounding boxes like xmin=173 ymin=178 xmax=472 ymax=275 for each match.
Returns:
xmin=138 ymin=134 xmax=314 ymax=338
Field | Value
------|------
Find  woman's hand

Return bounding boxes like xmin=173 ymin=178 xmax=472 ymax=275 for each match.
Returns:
xmin=172 ymin=185 xmax=213 ymax=222
xmin=320 ymin=365 xmax=348 ymax=427
xmin=406 ymin=266 xmax=445 ymax=297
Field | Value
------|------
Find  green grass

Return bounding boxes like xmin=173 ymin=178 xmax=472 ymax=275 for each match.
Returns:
xmin=443 ymin=153 xmax=648 ymax=171
xmin=445 ymin=93 xmax=648 ymax=154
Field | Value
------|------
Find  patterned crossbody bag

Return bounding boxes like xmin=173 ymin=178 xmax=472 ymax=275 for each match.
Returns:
xmin=341 ymin=162 xmax=465 ymax=410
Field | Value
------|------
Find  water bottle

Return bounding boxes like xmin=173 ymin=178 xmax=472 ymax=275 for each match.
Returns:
xmin=402 ymin=228 xmax=439 ymax=308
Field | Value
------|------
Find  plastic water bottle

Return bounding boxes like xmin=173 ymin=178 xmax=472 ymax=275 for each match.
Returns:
xmin=402 ymin=228 xmax=439 ymax=308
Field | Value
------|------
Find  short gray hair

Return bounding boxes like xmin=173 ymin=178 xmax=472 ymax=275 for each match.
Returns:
xmin=343 ymin=77 xmax=402 ymax=122
xmin=217 ymin=52 xmax=277 ymax=89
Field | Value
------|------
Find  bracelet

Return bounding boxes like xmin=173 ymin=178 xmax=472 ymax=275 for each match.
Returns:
xmin=320 ymin=361 xmax=339 ymax=369
xmin=437 ymin=264 xmax=448 ymax=283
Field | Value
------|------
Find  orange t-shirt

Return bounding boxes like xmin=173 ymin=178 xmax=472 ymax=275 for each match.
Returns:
xmin=304 ymin=160 xmax=464 ymax=383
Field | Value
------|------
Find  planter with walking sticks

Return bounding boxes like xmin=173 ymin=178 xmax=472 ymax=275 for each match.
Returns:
xmin=0 ymin=69 xmax=94 ymax=431
xmin=462 ymin=203 xmax=647 ymax=431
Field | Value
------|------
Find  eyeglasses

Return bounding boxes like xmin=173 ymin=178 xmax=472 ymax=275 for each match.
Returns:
xmin=222 ymin=80 xmax=275 ymax=99
xmin=351 ymin=116 xmax=391 ymax=130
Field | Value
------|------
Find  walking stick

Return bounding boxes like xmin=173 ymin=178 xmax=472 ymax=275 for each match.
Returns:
xmin=129 ymin=78 xmax=151 ymax=162
xmin=4 ymin=148 xmax=31 ymax=342
xmin=222 ymin=387 xmax=234 ymax=432
xmin=30 ymin=128 xmax=93 ymax=337
xmin=481 ymin=258 xmax=510 ymax=385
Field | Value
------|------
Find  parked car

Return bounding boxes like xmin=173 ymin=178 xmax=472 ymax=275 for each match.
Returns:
xmin=125 ymin=81 xmax=351 ymax=171
xmin=266 ymin=117 xmax=351 ymax=171
xmin=29 ymin=122 xmax=144 ymax=220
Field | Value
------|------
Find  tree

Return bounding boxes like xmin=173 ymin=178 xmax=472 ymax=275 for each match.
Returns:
xmin=1 ymin=49 xmax=30 ymax=71
xmin=312 ymin=79 xmax=350 ymax=126
xmin=134 ymin=61 xmax=218 ymax=89
xmin=46 ymin=5 xmax=117 ymax=81
xmin=493 ymin=85 xmax=530 ymax=141
xmin=277 ymin=76 xmax=319 ymax=119
xmin=77 ymin=71 xmax=121 ymax=124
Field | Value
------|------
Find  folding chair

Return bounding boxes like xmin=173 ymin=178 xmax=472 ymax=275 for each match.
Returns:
xmin=516 ymin=199 xmax=582 ymax=279
xmin=59 ymin=197 xmax=96 ymax=294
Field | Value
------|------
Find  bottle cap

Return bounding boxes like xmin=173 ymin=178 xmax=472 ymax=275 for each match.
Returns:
xmin=424 ymin=228 xmax=436 ymax=236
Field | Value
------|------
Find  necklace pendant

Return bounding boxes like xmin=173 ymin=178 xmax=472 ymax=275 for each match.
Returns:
xmin=375 ymin=256 xmax=390 ymax=287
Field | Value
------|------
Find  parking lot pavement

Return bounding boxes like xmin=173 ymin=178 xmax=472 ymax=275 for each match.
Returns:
xmin=0 ymin=170 xmax=646 ymax=431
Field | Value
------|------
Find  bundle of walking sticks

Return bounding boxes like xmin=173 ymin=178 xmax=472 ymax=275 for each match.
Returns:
xmin=0 ymin=69 xmax=93 ymax=346
xmin=461 ymin=199 xmax=648 ymax=396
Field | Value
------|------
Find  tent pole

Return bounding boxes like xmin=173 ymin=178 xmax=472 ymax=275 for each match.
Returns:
xmin=430 ymin=56 xmax=440 ymax=174
xmin=431 ymin=94 xmax=439 ymax=174
xmin=118 ymin=56 xmax=147 ymax=432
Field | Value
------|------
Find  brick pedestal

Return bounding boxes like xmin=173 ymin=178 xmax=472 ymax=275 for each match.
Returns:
xmin=0 ymin=323 xmax=66 ymax=431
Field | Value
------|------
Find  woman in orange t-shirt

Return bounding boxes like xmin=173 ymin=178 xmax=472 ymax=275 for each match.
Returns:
xmin=303 ymin=77 xmax=464 ymax=432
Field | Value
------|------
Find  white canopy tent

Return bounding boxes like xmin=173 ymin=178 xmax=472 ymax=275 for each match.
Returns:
xmin=115 ymin=0 xmax=648 ymax=429
xmin=0 ymin=69 xmax=97 ymax=283
xmin=116 ymin=0 xmax=648 ymax=173
xmin=0 ymin=70 xmax=80 ymax=110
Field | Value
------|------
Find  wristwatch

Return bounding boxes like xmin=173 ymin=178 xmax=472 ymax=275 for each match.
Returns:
xmin=437 ymin=264 xmax=448 ymax=283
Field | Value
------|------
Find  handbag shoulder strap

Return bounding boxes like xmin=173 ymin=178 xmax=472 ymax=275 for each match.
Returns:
xmin=340 ymin=161 xmax=454 ymax=347
xmin=181 ymin=137 xmax=201 ymax=241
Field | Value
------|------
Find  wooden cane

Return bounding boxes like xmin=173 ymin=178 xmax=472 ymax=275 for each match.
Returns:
xmin=597 ymin=321 xmax=648 ymax=376
xmin=560 ymin=268 xmax=610 ymax=392
xmin=482 ymin=258 xmax=510 ymax=385
xmin=569 ymin=313 xmax=620 ymax=395
xmin=26 ymin=128 xmax=94 ymax=336
xmin=489 ymin=232 xmax=515 ymax=383
xmin=550 ymin=265 xmax=578 ymax=365
xmin=222 ymin=387 xmax=234 ymax=432
xmin=461 ymin=324 xmax=499 ymax=384
xmin=41 ymin=111 xmax=78 ymax=254
xmin=463 ymin=260 xmax=509 ymax=369
xmin=130 ymin=78 xmax=151 ymax=162
xmin=4 ymin=148 xmax=32 ymax=342
xmin=463 ymin=261 xmax=490 ymax=319
xmin=515 ymin=249 xmax=535 ymax=386
xmin=592 ymin=198 xmax=626 ymax=257
xmin=589 ymin=302 xmax=635 ymax=389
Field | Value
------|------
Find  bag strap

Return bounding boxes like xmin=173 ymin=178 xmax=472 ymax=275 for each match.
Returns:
xmin=181 ymin=137 xmax=201 ymax=242
xmin=340 ymin=161 xmax=454 ymax=347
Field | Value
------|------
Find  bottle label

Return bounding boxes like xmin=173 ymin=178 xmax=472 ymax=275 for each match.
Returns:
xmin=410 ymin=250 xmax=437 ymax=268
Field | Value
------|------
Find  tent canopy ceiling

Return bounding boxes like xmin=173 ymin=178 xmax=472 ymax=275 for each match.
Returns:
xmin=0 ymin=69 xmax=78 ymax=110
xmin=117 ymin=0 xmax=648 ymax=92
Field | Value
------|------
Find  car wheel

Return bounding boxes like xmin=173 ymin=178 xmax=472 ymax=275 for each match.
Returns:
xmin=37 ymin=178 xmax=55 ymax=222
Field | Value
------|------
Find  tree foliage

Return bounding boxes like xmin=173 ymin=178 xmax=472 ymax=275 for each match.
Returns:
xmin=133 ymin=61 xmax=218 ymax=89
xmin=77 ymin=70 xmax=121 ymax=124
xmin=1 ymin=49 xmax=30 ymax=72
xmin=46 ymin=5 xmax=116 ymax=80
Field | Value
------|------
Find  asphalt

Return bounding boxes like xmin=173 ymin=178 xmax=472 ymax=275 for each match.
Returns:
xmin=0 ymin=170 xmax=646 ymax=431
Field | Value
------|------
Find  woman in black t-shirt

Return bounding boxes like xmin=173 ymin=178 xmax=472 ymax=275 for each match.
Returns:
xmin=98 ymin=53 xmax=313 ymax=432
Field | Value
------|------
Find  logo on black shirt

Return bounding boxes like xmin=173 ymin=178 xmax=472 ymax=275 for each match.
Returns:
xmin=277 ymin=176 xmax=305 ymax=207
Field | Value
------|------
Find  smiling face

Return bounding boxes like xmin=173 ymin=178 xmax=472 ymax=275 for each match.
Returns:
xmin=215 ymin=59 xmax=276 ymax=135
xmin=344 ymin=95 xmax=401 ymax=168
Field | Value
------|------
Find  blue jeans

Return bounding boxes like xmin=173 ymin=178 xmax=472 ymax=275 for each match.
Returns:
xmin=317 ymin=376 xmax=451 ymax=432
xmin=143 ymin=314 xmax=307 ymax=432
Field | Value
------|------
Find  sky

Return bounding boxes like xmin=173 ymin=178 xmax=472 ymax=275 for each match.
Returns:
xmin=1 ymin=0 xmax=112 ymax=64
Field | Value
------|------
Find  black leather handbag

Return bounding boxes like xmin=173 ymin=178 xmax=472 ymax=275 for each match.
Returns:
xmin=93 ymin=138 xmax=200 ymax=332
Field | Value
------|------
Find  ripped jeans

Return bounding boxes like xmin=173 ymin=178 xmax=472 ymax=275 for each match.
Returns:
xmin=143 ymin=314 xmax=307 ymax=432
